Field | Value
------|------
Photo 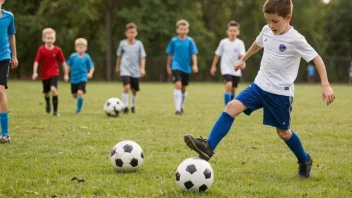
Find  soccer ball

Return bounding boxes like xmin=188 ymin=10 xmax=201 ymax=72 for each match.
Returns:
xmin=103 ymin=98 xmax=124 ymax=117
xmin=110 ymin=140 xmax=144 ymax=172
xmin=175 ymin=158 xmax=214 ymax=192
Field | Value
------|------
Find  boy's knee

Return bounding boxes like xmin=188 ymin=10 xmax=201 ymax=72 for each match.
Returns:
xmin=0 ymin=87 xmax=6 ymax=99
xmin=175 ymin=81 xmax=182 ymax=89
xmin=123 ymin=85 xmax=130 ymax=93
xmin=77 ymin=90 xmax=84 ymax=97
xmin=224 ymin=100 xmax=245 ymax=117
xmin=276 ymin=129 xmax=292 ymax=140
xmin=224 ymin=82 xmax=232 ymax=92
xmin=50 ymin=86 xmax=58 ymax=95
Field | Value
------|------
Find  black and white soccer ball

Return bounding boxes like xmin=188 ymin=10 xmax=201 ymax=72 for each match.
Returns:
xmin=175 ymin=158 xmax=214 ymax=192
xmin=103 ymin=98 xmax=124 ymax=117
xmin=110 ymin=140 xmax=144 ymax=172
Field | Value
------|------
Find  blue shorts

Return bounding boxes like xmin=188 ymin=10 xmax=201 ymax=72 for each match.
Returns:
xmin=235 ymin=83 xmax=293 ymax=130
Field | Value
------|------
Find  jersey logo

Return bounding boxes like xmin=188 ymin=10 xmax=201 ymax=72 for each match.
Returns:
xmin=234 ymin=48 xmax=238 ymax=53
xmin=264 ymin=38 xmax=267 ymax=42
xmin=279 ymin=44 xmax=287 ymax=52
xmin=53 ymin=53 xmax=56 ymax=57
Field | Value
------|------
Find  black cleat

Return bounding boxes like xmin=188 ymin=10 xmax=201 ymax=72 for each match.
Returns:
xmin=123 ymin=107 xmax=129 ymax=114
xmin=175 ymin=111 xmax=182 ymax=115
xmin=53 ymin=111 xmax=60 ymax=117
xmin=298 ymin=154 xmax=313 ymax=179
xmin=184 ymin=134 xmax=214 ymax=161
xmin=46 ymin=103 xmax=51 ymax=113
xmin=131 ymin=107 xmax=136 ymax=113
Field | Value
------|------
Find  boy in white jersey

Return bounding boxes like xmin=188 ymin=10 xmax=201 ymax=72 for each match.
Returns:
xmin=184 ymin=0 xmax=335 ymax=179
xmin=115 ymin=23 xmax=146 ymax=113
xmin=210 ymin=20 xmax=246 ymax=106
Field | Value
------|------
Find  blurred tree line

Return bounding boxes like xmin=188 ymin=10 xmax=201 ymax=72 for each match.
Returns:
xmin=4 ymin=0 xmax=352 ymax=82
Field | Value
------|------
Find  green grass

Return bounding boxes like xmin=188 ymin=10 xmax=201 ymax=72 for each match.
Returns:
xmin=0 ymin=81 xmax=351 ymax=197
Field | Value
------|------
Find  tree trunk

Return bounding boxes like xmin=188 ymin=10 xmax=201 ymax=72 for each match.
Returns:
xmin=105 ymin=0 xmax=113 ymax=81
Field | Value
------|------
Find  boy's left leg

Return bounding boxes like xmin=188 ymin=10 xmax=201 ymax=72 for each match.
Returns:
xmin=277 ymin=128 xmax=312 ymax=179
xmin=0 ymin=61 xmax=10 ymax=143
xmin=130 ymin=78 xmax=140 ymax=113
xmin=231 ymin=76 xmax=240 ymax=100
xmin=50 ymin=77 xmax=59 ymax=117
xmin=75 ymin=82 xmax=86 ymax=114
xmin=262 ymin=93 xmax=312 ymax=179
xmin=181 ymin=85 xmax=187 ymax=113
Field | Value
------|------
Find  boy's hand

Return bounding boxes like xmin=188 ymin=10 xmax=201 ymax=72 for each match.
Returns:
xmin=64 ymin=74 xmax=69 ymax=82
xmin=322 ymin=85 xmax=335 ymax=105
xmin=167 ymin=66 xmax=172 ymax=76
xmin=210 ymin=66 xmax=216 ymax=76
xmin=87 ymin=73 xmax=93 ymax=79
xmin=11 ymin=56 xmax=18 ymax=69
xmin=140 ymin=69 xmax=146 ymax=77
xmin=192 ymin=65 xmax=198 ymax=73
xmin=234 ymin=59 xmax=246 ymax=71
xmin=115 ymin=67 xmax=120 ymax=75
xmin=32 ymin=73 xmax=38 ymax=80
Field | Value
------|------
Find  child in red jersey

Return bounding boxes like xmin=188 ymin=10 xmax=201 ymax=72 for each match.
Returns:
xmin=32 ymin=28 xmax=68 ymax=117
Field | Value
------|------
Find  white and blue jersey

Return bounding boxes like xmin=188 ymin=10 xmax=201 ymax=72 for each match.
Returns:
xmin=66 ymin=53 xmax=94 ymax=84
xmin=166 ymin=36 xmax=198 ymax=74
xmin=0 ymin=9 xmax=16 ymax=61
xmin=235 ymin=25 xmax=318 ymax=130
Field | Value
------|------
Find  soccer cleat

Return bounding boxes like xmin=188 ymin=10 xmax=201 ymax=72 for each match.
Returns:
xmin=0 ymin=135 xmax=11 ymax=144
xmin=184 ymin=134 xmax=214 ymax=161
xmin=76 ymin=111 xmax=81 ymax=115
xmin=181 ymin=108 xmax=184 ymax=114
xmin=46 ymin=103 xmax=51 ymax=113
xmin=53 ymin=111 xmax=60 ymax=117
xmin=131 ymin=107 xmax=136 ymax=113
xmin=298 ymin=154 xmax=313 ymax=179
xmin=123 ymin=107 xmax=129 ymax=114
xmin=175 ymin=111 xmax=182 ymax=115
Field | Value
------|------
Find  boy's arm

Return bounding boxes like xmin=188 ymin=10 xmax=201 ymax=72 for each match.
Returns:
xmin=87 ymin=67 xmax=95 ymax=79
xmin=192 ymin=54 xmax=198 ymax=73
xmin=140 ymin=57 xmax=146 ymax=77
xmin=166 ymin=55 xmax=172 ymax=75
xmin=312 ymin=55 xmax=335 ymax=105
xmin=32 ymin=62 xmax=39 ymax=80
xmin=210 ymin=55 xmax=220 ymax=76
xmin=61 ymin=62 xmax=69 ymax=82
xmin=234 ymin=42 xmax=262 ymax=71
xmin=115 ymin=56 xmax=121 ymax=75
xmin=8 ymin=35 xmax=18 ymax=69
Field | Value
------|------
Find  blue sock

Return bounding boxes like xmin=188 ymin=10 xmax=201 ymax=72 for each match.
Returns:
xmin=230 ymin=93 xmax=235 ymax=101
xmin=207 ymin=112 xmax=234 ymax=151
xmin=284 ymin=130 xmax=309 ymax=163
xmin=0 ymin=112 xmax=9 ymax=136
xmin=77 ymin=97 xmax=84 ymax=112
xmin=224 ymin=92 xmax=232 ymax=106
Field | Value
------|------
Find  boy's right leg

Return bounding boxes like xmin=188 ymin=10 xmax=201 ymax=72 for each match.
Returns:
xmin=172 ymin=70 xmax=183 ymax=115
xmin=42 ymin=79 xmax=51 ymax=113
xmin=49 ymin=77 xmax=59 ymax=116
xmin=184 ymin=83 xmax=263 ymax=160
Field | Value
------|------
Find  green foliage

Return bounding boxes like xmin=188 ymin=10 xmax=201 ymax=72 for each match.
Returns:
xmin=3 ymin=0 xmax=351 ymax=81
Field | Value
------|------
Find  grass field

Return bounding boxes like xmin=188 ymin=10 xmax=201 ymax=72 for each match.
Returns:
xmin=0 ymin=81 xmax=351 ymax=197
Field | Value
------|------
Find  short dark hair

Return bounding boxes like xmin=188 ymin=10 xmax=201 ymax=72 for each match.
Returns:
xmin=125 ymin=22 xmax=137 ymax=31
xmin=263 ymin=0 xmax=293 ymax=18
xmin=227 ymin=20 xmax=240 ymax=28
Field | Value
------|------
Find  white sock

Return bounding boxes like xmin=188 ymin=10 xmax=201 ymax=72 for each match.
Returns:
xmin=173 ymin=89 xmax=182 ymax=112
xmin=122 ymin=93 xmax=129 ymax=108
xmin=132 ymin=94 xmax=137 ymax=107
xmin=181 ymin=92 xmax=187 ymax=109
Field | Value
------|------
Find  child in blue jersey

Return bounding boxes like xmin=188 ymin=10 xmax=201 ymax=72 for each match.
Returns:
xmin=307 ymin=62 xmax=315 ymax=84
xmin=66 ymin=38 xmax=95 ymax=114
xmin=0 ymin=0 xmax=19 ymax=143
xmin=184 ymin=0 xmax=336 ymax=179
xmin=166 ymin=19 xmax=199 ymax=115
